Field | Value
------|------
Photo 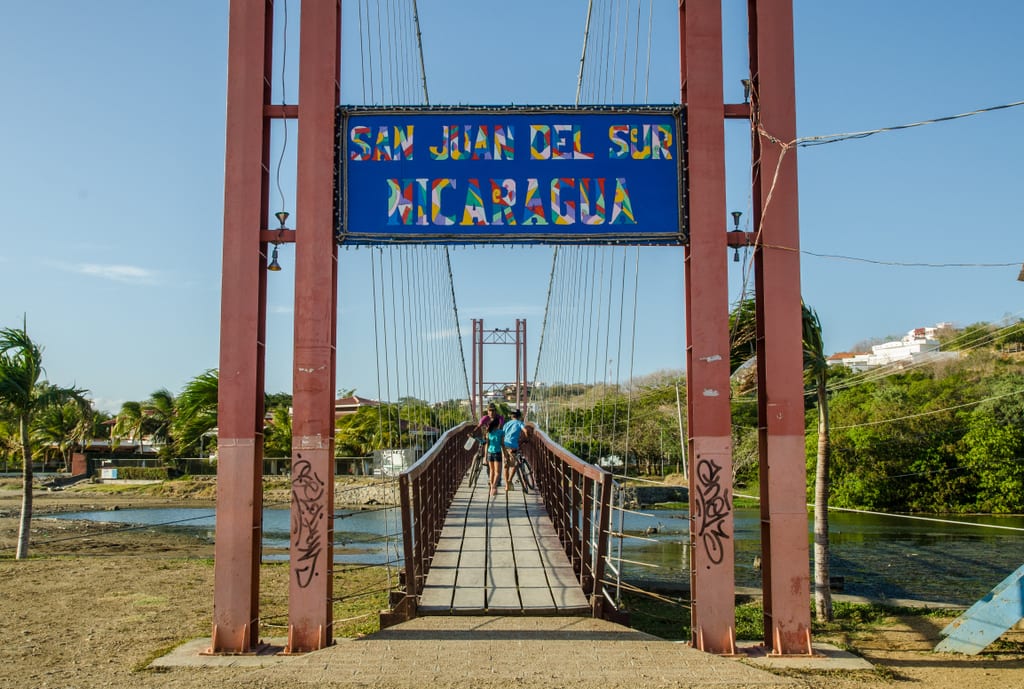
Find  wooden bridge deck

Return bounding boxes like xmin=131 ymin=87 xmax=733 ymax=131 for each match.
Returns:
xmin=418 ymin=463 xmax=591 ymax=615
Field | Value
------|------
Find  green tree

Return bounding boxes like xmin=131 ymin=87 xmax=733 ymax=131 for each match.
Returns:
xmin=112 ymin=400 xmax=144 ymax=447
xmin=802 ymin=305 xmax=833 ymax=621
xmin=32 ymin=399 xmax=93 ymax=472
xmin=729 ymin=298 xmax=835 ymax=620
xmin=172 ymin=369 xmax=219 ymax=458
xmin=0 ymin=324 xmax=89 ymax=559
xmin=263 ymin=404 xmax=292 ymax=458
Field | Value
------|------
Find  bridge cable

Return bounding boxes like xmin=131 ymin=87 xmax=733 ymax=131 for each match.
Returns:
xmin=356 ymin=0 xmax=369 ymax=102
xmin=531 ymin=247 xmax=559 ymax=429
xmin=575 ymin=1 xmax=595 ymax=107
xmin=412 ymin=0 xmax=430 ymax=104
xmin=643 ymin=0 xmax=654 ymax=103
xmin=444 ymin=247 xmax=474 ymax=410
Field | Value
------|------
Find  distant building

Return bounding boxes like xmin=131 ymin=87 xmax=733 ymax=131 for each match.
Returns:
xmin=334 ymin=395 xmax=379 ymax=418
xmin=828 ymin=323 xmax=958 ymax=372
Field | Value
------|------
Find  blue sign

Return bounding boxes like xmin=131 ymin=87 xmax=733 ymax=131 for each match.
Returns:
xmin=337 ymin=106 xmax=685 ymax=244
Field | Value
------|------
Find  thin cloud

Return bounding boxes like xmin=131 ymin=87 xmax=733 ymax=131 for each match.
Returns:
xmin=463 ymin=304 xmax=543 ymax=318
xmin=424 ymin=327 xmax=461 ymax=341
xmin=49 ymin=260 xmax=159 ymax=285
xmin=270 ymin=305 xmax=294 ymax=315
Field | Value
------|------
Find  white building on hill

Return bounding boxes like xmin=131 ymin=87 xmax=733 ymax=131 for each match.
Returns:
xmin=828 ymin=323 xmax=958 ymax=372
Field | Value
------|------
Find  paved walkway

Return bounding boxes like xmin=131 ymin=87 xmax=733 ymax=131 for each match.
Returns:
xmin=158 ymin=617 xmax=804 ymax=688
xmin=418 ymin=461 xmax=590 ymax=615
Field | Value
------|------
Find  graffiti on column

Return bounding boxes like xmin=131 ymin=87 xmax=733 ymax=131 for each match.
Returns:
xmin=694 ymin=458 xmax=731 ymax=565
xmin=291 ymin=458 xmax=326 ymax=588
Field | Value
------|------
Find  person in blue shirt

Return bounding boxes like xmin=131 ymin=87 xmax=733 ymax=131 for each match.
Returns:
xmin=501 ymin=409 xmax=527 ymax=492
xmin=486 ymin=417 xmax=504 ymax=497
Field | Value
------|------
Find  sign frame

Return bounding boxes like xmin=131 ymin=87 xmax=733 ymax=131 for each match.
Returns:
xmin=335 ymin=105 xmax=687 ymax=245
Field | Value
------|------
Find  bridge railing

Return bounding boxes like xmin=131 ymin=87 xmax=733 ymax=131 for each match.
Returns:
xmin=525 ymin=423 xmax=619 ymax=619
xmin=384 ymin=421 xmax=476 ymax=624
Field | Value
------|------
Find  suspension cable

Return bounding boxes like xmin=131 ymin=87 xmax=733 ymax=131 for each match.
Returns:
xmin=575 ymin=0 xmax=595 ymax=106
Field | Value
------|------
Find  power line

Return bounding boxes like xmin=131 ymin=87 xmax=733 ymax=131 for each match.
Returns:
xmin=830 ymin=387 xmax=1024 ymax=431
xmin=794 ymin=99 xmax=1024 ymax=148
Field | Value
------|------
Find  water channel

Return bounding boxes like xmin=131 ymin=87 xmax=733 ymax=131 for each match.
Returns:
xmin=53 ymin=505 xmax=1024 ymax=606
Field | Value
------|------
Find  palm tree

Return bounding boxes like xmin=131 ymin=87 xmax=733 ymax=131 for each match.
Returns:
xmin=802 ymin=305 xmax=833 ymax=621
xmin=0 ymin=323 xmax=89 ymax=559
xmin=144 ymin=388 xmax=176 ymax=462
xmin=32 ymin=399 xmax=90 ymax=472
xmin=172 ymin=369 xmax=219 ymax=458
xmin=112 ymin=400 xmax=144 ymax=448
xmin=728 ymin=298 xmax=833 ymax=621
xmin=263 ymin=404 xmax=292 ymax=459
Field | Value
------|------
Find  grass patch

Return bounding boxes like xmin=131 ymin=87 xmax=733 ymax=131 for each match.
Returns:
xmin=623 ymin=594 xmax=906 ymax=644
xmin=333 ymin=564 xmax=392 ymax=637
xmin=620 ymin=591 xmax=689 ymax=640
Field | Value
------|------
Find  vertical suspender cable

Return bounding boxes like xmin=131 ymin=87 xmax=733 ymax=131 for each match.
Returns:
xmin=356 ymin=0 xmax=368 ymax=102
xmin=374 ymin=0 xmax=386 ymax=105
xmin=370 ymin=250 xmax=386 ymax=449
xmin=531 ymin=247 xmax=559 ymax=427
xmin=387 ymin=247 xmax=404 ymax=444
xmin=443 ymin=247 xmax=473 ymax=407
xmin=643 ymin=0 xmax=654 ymax=103
xmin=412 ymin=0 xmax=430 ymax=105
xmin=611 ymin=247 xmax=628 ymax=457
xmin=631 ymin=0 xmax=642 ymax=102
xmin=575 ymin=0 xmax=595 ymax=107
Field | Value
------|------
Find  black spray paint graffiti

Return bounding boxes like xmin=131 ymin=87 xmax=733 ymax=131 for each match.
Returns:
xmin=291 ymin=458 xmax=326 ymax=588
xmin=693 ymin=458 xmax=732 ymax=565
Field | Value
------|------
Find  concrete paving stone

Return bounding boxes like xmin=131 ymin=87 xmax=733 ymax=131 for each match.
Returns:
xmin=486 ymin=564 xmax=517 ymax=585
xmin=545 ymin=566 xmax=581 ymax=586
xmin=418 ymin=585 xmax=452 ymax=611
xmin=517 ymin=586 xmax=557 ymax=611
xmin=455 ymin=566 xmax=486 ymax=587
xmin=488 ymin=536 xmax=513 ymax=550
xmin=433 ymin=537 xmax=462 ymax=552
xmin=423 ymin=566 xmax=457 ymax=587
xmin=429 ymin=551 xmax=459 ymax=568
xmin=457 ymin=549 xmax=486 ymax=567
xmin=550 ymin=586 xmax=591 ymax=611
xmin=460 ymin=536 xmax=487 ymax=550
xmin=511 ymin=551 xmax=543 ymax=568
xmin=485 ymin=587 xmax=522 ymax=611
xmin=515 ymin=566 xmax=550 ymax=587
xmin=487 ymin=549 xmax=516 ymax=567
xmin=451 ymin=586 xmax=486 ymax=610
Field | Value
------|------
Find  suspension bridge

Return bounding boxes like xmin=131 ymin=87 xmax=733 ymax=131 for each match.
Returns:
xmin=210 ymin=0 xmax=814 ymax=666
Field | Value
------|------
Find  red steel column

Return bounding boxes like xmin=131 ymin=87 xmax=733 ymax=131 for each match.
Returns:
xmin=287 ymin=0 xmax=340 ymax=653
xmin=749 ymin=0 xmax=812 ymax=654
xmin=680 ymin=0 xmax=736 ymax=654
xmin=519 ymin=319 xmax=528 ymax=410
xmin=472 ymin=318 xmax=483 ymax=414
xmin=212 ymin=0 xmax=272 ymax=654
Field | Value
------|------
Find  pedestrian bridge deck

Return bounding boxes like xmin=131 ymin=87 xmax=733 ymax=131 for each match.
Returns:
xmin=418 ymin=464 xmax=591 ymax=615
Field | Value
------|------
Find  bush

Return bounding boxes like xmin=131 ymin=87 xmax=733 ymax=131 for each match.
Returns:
xmin=116 ymin=467 xmax=169 ymax=481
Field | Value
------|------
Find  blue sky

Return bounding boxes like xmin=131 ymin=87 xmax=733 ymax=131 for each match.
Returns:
xmin=2 ymin=1 xmax=1021 ymax=413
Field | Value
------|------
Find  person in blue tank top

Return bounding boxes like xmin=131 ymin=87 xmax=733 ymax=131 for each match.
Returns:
xmin=486 ymin=417 xmax=504 ymax=497
xmin=501 ymin=409 xmax=527 ymax=492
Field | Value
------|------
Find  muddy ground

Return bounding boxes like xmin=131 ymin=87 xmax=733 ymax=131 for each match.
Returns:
xmin=0 ymin=484 xmax=1021 ymax=689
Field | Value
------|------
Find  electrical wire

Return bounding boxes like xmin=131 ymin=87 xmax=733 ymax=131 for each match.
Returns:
xmin=794 ymin=99 xmax=1024 ymax=148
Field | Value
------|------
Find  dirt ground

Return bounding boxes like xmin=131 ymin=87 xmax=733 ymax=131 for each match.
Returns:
xmin=0 ymin=485 xmax=1022 ymax=689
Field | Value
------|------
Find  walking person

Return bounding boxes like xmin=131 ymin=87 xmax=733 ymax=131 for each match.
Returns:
xmin=476 ymin=402 xmax=505 ymax=488
xmin=502 ymin=409 xmax=527 ymax=492
xmin=485 ymin=417 xmax=504 ymax=497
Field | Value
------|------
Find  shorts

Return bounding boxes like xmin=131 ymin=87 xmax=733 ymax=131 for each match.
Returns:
xmin=487 ymin=451 xmax=502 ymax=463
xmin=502 ymin=446 xmax=518 ymax=468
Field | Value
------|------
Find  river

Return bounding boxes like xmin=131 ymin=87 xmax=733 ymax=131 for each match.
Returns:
xmin=53 ymin=505 xmax=1024 ymax=606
